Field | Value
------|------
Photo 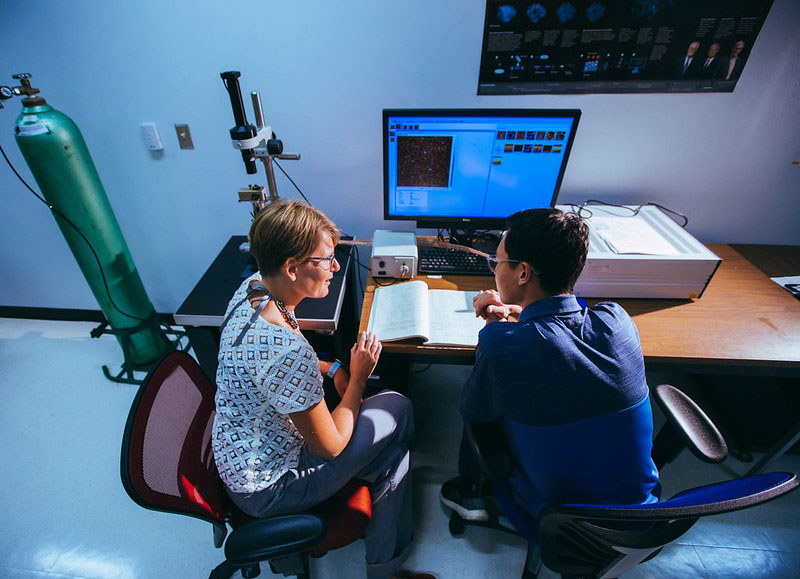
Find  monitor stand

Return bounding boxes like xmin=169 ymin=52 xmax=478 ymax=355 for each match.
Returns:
xmin=446 ymin=227 xmax=500 ymax=254
xmin=447 ymin=227 xmax=475 ymax=248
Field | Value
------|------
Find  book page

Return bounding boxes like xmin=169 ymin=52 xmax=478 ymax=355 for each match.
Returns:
xmin=367 ymin=280 xmax=430 ymax=342
xmin=425 ymin=290 xmax=485 ymax=346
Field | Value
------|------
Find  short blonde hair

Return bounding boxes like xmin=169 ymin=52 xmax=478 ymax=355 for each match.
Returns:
xmin=248 ymin=200 xmax=340 ymax=276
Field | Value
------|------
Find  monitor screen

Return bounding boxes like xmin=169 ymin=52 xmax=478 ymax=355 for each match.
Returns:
xmin=383 ymin=108 xmax=581 ymax=229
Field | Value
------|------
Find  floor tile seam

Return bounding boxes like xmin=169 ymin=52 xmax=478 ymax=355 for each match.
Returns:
xmin=46 ymin=549 xmax=98 ymax=579
xmin=0 ymin=562 xmax=70 ymax=577
xmin=676 ymin=541 xmax=790 ymax=553
xmin=690 ymin=544 xmax=712 ymax=577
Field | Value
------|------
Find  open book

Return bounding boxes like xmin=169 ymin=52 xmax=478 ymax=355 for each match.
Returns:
xmin=366 ymin=280 xmax=485 ymax=346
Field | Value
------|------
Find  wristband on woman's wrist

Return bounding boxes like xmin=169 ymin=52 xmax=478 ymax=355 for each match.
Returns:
xmin=326 ymin=359 xmax=344 ymax=379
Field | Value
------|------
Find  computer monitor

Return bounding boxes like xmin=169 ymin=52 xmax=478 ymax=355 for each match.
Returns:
xmin=383 ymin=108 xmax=581 ymax=233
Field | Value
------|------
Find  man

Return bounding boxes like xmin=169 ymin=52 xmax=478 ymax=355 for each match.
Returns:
xmin=440 ymin=208 xmax=659 ymax=525
xmin=676 ymin=41 xmax=701 ymax=78
xmin=698 ymin=42 xmax=722 ymax=79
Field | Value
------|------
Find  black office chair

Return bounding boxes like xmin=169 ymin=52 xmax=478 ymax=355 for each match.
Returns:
xmin=121 ymin=351 xmax=372 ymax=579
xmin=448 ymin=384 xmax=799 ymax=578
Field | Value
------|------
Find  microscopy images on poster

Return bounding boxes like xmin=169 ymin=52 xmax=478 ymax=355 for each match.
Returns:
xmin=397 ymin=136 xmax=453 ymax=188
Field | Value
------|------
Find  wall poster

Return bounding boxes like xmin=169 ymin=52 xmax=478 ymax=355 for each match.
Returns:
xmin=478 ymin=0 xmax=774 ymax=94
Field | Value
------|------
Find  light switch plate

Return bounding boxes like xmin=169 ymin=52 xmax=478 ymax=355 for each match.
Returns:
xmin=175 ymin=124 xmax=194 ymax=149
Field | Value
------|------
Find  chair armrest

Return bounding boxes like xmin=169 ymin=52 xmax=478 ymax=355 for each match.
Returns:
xmin=653 ymin=384 xmax=728 ymax=466
xmin=465 ymin=421 xmax=511 ymax=481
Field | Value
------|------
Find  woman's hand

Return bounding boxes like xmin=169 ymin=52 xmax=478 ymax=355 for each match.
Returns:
xmin=293 ymin=332 xmax=381 ymax=461
xmin=349 ymin=331 xmax=382 ymax=388
xmin=473 ymin=289 xmax=520 ymax=322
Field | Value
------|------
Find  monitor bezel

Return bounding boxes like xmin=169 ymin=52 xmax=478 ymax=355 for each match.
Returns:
xmin=382 ymin=108 xmax=581 ymax=230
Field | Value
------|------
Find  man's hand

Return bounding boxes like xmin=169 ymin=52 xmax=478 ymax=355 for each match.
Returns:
xmin=473 ymin=290 xmax=521 ymax=323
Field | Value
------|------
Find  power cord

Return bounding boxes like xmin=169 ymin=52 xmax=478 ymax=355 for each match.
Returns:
xmin=353 ymin=244 xmax=365 ymax=300
xmin=570 ymin=200 xmax=688 ymax=228
xmin=0 ymin=142 xmax=149 ymax=321
xmin=274 ymin=159 xmax=312 ymax=205
xmin=273 ymin=159 xmax=374 ymax=300
xmin=373 ymin=276 xmax=403 ymax=287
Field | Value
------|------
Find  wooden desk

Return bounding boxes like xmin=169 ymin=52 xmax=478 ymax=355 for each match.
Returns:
xmin=359 ymin=244 xmax=800 ymax=375
xmin=359 ymin=243 xmax=800 ymax=475
xmin=614 ymin=244 xmax=800 ymax=375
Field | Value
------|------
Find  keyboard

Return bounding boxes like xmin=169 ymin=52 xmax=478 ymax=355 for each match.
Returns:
xmin=418 ymin=246 xmax=492 ymax=275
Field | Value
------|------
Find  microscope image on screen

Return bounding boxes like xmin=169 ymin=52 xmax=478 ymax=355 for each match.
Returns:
xmin=397 ymin=136 xmax=453 ymax=188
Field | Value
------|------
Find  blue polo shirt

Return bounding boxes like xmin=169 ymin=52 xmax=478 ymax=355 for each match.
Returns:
xmin=459 ymin=295 xmax=660 ymax=520
xmin=460 ymin=295 xmax=648 ymax=426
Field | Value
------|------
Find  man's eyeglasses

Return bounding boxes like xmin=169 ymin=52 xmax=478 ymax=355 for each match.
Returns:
xmin=307 ymin=255 xmax=338 ymax=270
xmin=486 ymin=254 xmax=521 ymax=273
xmin=486 ymin=254 xmax=540 ymax=277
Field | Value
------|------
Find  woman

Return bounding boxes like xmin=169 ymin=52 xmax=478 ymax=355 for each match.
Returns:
xmin=212 ymin=200 xmax=428 ymax=579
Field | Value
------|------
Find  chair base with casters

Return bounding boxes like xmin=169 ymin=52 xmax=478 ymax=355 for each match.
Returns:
xmin=447 ymin=506 xmax=543 ymax=579
xmin=121 ymin=350 xmax=372 ymax=579
xmin=538 ymin=471 xmax=798 ymax=578
xmin=444 ymin=384 xmax=799 ymax=578
xmin=208 ymin=479 xmax=372 ymax=579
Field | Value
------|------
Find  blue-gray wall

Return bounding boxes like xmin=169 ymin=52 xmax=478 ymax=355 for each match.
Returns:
xmin=2 ymin=0 xmax=798 ymax=313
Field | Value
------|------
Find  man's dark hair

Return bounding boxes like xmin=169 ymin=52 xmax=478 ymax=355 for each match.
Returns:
xmin=504 ymin=208 xmax=589 ymax=295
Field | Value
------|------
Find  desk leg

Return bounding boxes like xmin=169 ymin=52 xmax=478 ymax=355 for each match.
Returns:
xmin=338 ymin=247 xmax=360 ymax=356
xmin=745 ymin=420 xmax=800 ymax=476
xmin=183 ymin=325 xmax=221 ymax=380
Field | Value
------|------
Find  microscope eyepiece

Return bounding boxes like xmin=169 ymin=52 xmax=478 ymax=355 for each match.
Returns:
xmin=222 ymin=71 xmax=258 ymax=173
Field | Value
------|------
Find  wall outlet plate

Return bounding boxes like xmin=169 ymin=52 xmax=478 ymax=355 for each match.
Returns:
xmin=175 ymin=124 xmax=194 ymax=149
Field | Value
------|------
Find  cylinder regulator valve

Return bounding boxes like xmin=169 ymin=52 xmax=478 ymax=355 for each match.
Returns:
xmin=0 ymin=85 xmax=14 ymax=108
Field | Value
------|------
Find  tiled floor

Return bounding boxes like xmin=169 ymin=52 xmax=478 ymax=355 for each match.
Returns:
xmin=1 ymin=318 xmax=798 ymax=578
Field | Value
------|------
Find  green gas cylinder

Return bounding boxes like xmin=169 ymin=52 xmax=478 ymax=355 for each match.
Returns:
xmin=13 ymin=78 xmax=169 ymax=367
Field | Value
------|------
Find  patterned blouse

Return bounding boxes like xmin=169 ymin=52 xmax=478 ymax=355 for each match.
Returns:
xmin=212 ymin=274 xmax=324 ymax=493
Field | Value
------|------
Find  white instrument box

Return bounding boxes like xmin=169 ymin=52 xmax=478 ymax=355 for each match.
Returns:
xmin=371 ymin=230 xmax=418 ymax=279
xmin=564 ymin=205 xmax=721 ymax=299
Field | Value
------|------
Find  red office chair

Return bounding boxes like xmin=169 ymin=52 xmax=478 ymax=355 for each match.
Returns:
xmin=121 ymin=350 xmax=372 ymax=578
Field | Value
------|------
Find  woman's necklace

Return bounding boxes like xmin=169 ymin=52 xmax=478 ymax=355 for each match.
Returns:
xmin=247 ymin=281 xmax=299 ymax=330
xmin=268 ymin=292 xmax=299 ymax=330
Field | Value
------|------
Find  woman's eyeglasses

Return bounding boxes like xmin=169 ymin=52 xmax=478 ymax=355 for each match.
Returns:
xmin=307 ymin=255 xmax=338 ymax=270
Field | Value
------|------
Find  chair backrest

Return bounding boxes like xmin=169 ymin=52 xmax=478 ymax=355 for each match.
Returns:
xmin=121 ymin=350 xmax=228 ymax=541
xmin=503 ymin=394 xmax=661 ymax=520
xmin=538 ymin=471 xmax=798 ymax=577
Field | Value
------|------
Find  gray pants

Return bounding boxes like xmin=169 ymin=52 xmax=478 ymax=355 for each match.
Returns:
xmin=227 ymin=390 xmax=415 ymax=579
